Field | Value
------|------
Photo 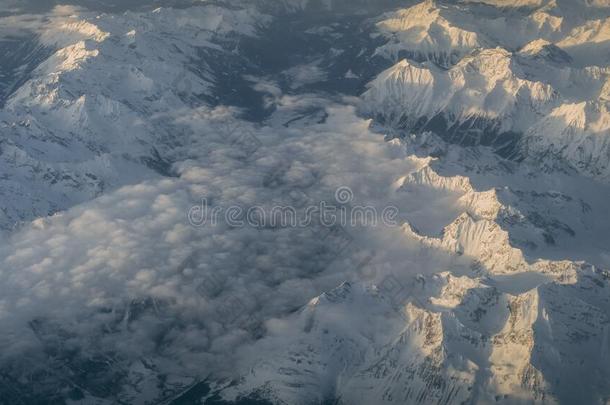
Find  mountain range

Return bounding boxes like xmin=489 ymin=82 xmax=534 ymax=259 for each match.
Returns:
xmin=0 ymin=0 xmax=609 ymax=404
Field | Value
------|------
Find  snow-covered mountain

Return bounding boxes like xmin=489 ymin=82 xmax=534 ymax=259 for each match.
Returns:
xmin=0 ymin=1 xmax=609 ymax=404
xmin=215 ymin=128 xmax=610 ymax=404
xmin=364 ymin=0 xmax=610 ymax=182
xmin=224 ymin=266 xmax=610 ymax=404
xmin=0 ymin=3 xmax=268 ymax=229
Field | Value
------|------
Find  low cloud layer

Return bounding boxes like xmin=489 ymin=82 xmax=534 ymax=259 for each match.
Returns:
xmin=0 ymin=96 xmax=448 ymax=399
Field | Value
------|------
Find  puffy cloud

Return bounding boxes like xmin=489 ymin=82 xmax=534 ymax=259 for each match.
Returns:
xmin=0 ymin=96 xmax=435 ymax=399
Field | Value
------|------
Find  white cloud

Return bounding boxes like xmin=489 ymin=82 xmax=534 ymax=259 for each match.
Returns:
xmin=0 ymin=97 xmax=433 ymax=396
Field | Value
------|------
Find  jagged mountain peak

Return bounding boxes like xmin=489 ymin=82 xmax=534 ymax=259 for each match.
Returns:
xmin=365 ymin=0 xmax=610 ymax=181
xmin=519 ymin=38 xmax=571 ymax=61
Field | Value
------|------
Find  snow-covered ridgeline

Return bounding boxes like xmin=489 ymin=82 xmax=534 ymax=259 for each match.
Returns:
xmin=0 ymin=4 xmax=268 ymax=229
xmin=366 ymin=0 xmax=610 ymax=182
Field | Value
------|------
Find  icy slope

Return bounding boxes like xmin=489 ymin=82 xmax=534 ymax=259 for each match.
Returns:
xmin=365 ymin=0 xmax=610 ymax=181
xmin=215 ymin=113 xmax=610 ymax=404
xmin=223 ymin=266 xmax=610 ymax=404
xmin=0 ymin=4 xmax=267 ymax=229
xmin=374 ymin=0 xmax=485 ymax=66
xmin=361 ymin=49 xmax=558 ymax=157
